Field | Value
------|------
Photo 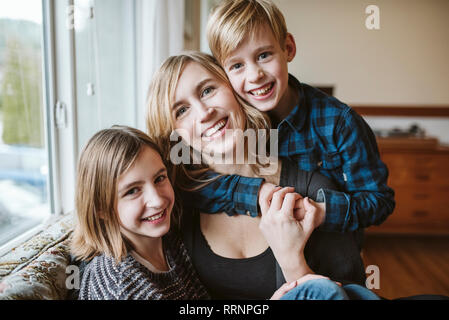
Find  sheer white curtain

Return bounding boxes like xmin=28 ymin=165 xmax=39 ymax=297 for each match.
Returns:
xmin=136 ymin=0 xmax=185 ymax=131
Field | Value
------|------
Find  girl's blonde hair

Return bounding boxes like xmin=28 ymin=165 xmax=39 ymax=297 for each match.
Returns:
xmin=145 ymin=51 xmax=270 ymax=189
xmin=71 ymin=125 xmax=178 ymax=263
xmin=206 ymin=0 xmax=288 ymax=65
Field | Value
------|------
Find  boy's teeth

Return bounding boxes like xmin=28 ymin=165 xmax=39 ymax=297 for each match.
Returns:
xmin=250 ymin=83 xmax=272 ymax=96
xmin=204 ymin=119 xmax=227 ymax=138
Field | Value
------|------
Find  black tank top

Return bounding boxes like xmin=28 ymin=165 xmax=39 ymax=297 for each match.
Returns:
xmin=181 ymin=211 xmax=277 ymax=300
xmin=180 ymin=158 xmax=366 ymax=299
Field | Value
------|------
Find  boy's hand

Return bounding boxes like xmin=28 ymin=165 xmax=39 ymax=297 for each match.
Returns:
xmin=258 ymin=182 xmax=302 ymax=216
xmin=293 ymin=197 xmax=326 ymax=229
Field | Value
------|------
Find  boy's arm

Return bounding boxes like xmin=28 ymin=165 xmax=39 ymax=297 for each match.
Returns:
xmin=181 ymin=170 xmax=264 ymax=216
xmin=315 ymin=108 xmax=395 ymax=233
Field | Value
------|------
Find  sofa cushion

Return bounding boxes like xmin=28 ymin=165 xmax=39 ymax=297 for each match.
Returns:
xmin=0 ymin=213 xmax=74 ymax=300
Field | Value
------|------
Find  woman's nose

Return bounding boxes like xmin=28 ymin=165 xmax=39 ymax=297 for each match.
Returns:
xmin=195 ymin=103 xmax=215 ymax=123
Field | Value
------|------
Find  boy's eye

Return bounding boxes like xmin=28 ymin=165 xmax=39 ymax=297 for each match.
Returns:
xmin=200 ymin=86 xmax=214 ymax=98
xmin=229 ymin=63 xmax=243 ymax=71
xmin=258 ymin=52 xmax=271 ymax=60
xmin=155 ymin=174 xmax=167 ymax=184
xmin=175 ymin=106 xmax=188 ymax=119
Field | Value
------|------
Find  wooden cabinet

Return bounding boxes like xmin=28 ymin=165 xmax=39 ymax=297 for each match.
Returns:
xmin=367 ymin=137 xmax=449 ymax=235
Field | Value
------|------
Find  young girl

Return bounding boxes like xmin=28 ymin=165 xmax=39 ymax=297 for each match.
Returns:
xmin=70 ymin=126 xmax=209 ymax=300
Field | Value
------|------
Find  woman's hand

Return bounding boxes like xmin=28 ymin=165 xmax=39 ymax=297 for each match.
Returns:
xmin=270 ymin=274 xmax=342 ymax=300
xmin=259 ymin=187 xmax=318 ymax=282
xmin=270 ymin=274 xmax=341 ymax=300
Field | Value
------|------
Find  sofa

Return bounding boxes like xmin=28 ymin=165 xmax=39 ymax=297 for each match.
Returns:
xmin=0 ymin=213 xmax=76 ymax=300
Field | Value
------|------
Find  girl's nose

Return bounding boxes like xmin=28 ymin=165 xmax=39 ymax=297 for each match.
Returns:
xmin=144 ymin=187 xmax=165 ymax=210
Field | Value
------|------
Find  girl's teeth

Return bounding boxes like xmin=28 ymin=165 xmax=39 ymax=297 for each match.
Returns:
xmin=143 ymin=211 xmax=164 ymax=221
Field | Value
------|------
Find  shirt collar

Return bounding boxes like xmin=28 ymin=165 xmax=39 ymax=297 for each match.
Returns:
xmin=278 ymin=74 xmax=308 ymax=133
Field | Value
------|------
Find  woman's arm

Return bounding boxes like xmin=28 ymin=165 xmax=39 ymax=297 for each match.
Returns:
xmin=259 ymin=187 xmax=319 ymax=283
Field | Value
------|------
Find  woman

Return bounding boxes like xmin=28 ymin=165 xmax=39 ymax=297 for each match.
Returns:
xmin=146 ymin=52 xmax=374 ymax=300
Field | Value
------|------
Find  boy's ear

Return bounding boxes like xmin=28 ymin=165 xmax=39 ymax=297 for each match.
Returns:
xmin=285 ymin=33 xmax=297 ymax=62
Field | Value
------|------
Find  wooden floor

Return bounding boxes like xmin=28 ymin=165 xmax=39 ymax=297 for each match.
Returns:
xmin=361 ymin=234 xmax=449 ymax=299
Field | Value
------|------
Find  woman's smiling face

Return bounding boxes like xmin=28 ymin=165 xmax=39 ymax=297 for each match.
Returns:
xmin=172 ymin=61 xmax=245 ymax=161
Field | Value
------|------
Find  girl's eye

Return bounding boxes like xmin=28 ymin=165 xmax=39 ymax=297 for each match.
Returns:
xmin=258 ymin=52 xmax=271 ymax=60
xmin=155 ymin=174 xmax=167 ymax=184
xmin=125 ymin=187 xmax=140 ymax=197
xmin=200 ymin=86 xmax=214 ymax=98
xmin=230 ymin=63 xmax=243 ymax=71
xmin=175 ymin=106 xmax=188 ymax=119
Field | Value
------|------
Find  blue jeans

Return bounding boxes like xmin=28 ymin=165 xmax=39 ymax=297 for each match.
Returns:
xmin=280 ymin=279 xmax=380 ymax=300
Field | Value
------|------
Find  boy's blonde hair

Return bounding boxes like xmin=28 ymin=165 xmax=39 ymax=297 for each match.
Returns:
xmin=71 ymin=125 xmax=177 ymax=263
xmin=145 ymin=51 xmax=270 ymax=188
xmin=207 ymin=0 xmax=288 ymax=64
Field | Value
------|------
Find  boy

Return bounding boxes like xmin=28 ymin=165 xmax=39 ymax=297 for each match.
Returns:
xmin=187 ymin=0 xmax=395 ymax=235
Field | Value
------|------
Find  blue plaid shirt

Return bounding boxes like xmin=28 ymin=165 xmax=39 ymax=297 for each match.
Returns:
xmin=186 ymin=76 xmax=395 ymax=233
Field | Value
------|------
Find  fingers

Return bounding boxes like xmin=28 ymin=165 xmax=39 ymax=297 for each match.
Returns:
xmin=281 ymin=192 xmax=301 ymax=218
xmin=270 ymin=281 xmax=298 ymax=300
xmin=259 ymin=183 xmax=281 ymax=214
xmin=293 ymin=198 xmax=305 ymax=220
xmin=296 ymin=274 xmax=342 ymax=287
xmin=270 ymin=187 xmax=295 ymax=211
xmin=301 ymin=197 xmax=318 ymax=235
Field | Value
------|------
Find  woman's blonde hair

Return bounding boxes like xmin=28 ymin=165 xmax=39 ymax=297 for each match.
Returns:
xmin=70 ymin=125 xmax=178 ymax=263
xmin=145 ymin=51 xmax=270 ymax=189
xmin=207 ymin=0 xmax=288 ymax=65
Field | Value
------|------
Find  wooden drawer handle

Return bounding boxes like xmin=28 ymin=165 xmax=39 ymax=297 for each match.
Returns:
xmin=415 ymin=174 xmax=430 ymax=181
xmin=412 ymin=210 xmax=429 ymax=217
xmin=414 ymin=194 xmax=430 ymax=200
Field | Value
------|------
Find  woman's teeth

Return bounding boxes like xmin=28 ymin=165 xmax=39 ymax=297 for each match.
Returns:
xmin=142 ymin=211 xmax=164 ymax=222
xmin=250 ymin=83 xmax=273 ymax=96
xmin=204 ymin=119 xmax=227 ymax=138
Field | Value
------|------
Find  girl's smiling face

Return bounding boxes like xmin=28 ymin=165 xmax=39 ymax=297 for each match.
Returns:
xmin=116 ymin=145 xmax=174 ymax=245
xmin=172 ymin=61 xmax=245 ymax=161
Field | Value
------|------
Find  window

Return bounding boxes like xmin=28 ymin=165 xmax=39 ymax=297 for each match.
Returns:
xmin=73 ymin=0 xmax=137 ymax=151
xmin=0 ymin=0 xmax=50 ymax=246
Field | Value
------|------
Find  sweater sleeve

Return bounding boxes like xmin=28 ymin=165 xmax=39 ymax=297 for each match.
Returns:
xmin=79 ymin=256 xmax=122 ymax=300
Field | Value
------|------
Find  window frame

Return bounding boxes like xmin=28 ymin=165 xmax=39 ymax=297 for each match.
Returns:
xmin=0 ymin=0 xmax=78 ymax=256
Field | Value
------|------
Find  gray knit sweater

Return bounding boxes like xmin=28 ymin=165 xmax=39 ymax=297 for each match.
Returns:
xmin=78 ymin=231 xmax=209 ymax=300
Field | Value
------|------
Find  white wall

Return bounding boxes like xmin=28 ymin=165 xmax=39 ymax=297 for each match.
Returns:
xmin=273 ymin=0 xmax=449 ymax=144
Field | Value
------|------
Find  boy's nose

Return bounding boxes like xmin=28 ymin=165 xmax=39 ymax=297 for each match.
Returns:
xmin=247 ymin=65 xmax=265 ymax=83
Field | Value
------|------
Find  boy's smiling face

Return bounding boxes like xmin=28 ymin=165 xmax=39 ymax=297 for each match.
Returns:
xmin=223 ymin=23 xmax=296 ymax=119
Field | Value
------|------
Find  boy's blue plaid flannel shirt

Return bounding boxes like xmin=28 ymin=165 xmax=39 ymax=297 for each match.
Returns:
xmin=183 ymin=75 xmax=395 ymax=233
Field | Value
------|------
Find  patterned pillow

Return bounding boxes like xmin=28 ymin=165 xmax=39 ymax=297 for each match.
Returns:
xmin=0 ymin=213 xmax=75 ymax=300
xmin=0 ymin=238 xmax=72 ymax=300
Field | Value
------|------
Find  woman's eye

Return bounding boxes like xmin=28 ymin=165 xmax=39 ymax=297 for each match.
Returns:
xmin=200 ymin=87 xmax=214 ymax=98
xmin=230 ymin=63 xmax=243 ymax=71
xmin=155 ymin=174 xmax=167 ymax=184
xmin=175 ymin=106 xmax=188 ymax=119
